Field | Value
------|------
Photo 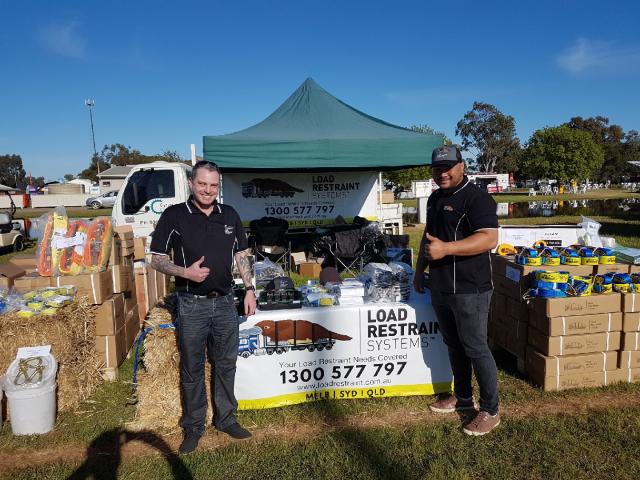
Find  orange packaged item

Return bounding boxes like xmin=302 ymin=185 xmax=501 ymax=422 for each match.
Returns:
xmin=82 ymin=217 xmax=113 ymax=273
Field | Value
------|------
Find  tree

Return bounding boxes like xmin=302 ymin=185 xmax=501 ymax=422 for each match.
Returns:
xmin=0 ymin=154 xmax=26 ymax=188
xmin=455 ymin=102 xmax=521 ymax=173
xmin=78 ymin=144 xmax=186 ymax=181
xmin=64 ymin=173 xmax=75 ymax=182
xmin=564 ymin=116 xmax=626 ymax=181
xmin=383 ymin=125 xmax=448 ymax=188
xmin=520 ymin=126 xmax=604 ymax=182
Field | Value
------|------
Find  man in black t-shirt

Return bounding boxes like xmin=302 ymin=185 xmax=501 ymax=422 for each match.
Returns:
xmin=149 ymin=160 xmax=257 ymax=454
xmin=414 ymin=146 xmax=500 ymax=436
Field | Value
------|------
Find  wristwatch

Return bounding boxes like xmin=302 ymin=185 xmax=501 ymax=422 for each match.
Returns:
xmin=245 ymin=285 xmax=256 ymax=293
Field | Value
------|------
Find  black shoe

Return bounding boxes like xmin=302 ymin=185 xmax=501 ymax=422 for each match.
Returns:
xmin=178 ymin=432 xmax=201 ymax=454
xmin=217 ymin=423 xmax=252 ymax=440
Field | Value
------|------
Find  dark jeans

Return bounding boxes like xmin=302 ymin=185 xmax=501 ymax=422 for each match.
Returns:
xmin=176 ymin=292 xmax=240 ymax=435
xmin=431 ymin=289 xmax=499 ymax=415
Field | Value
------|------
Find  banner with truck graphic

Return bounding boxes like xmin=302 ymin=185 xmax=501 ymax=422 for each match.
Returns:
xmin=222 ymin=171 xmax=379 ymax=227
xmin=235 ymin=294 xmax=452 ymax=409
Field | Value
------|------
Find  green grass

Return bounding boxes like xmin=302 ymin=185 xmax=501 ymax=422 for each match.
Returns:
xmin=16 ymin=207 xmax=112 ymax=219
xmin=6 ymin=399 xmax=640 ymax=479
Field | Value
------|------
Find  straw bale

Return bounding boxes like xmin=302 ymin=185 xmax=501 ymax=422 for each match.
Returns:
xmin=0 ymin=296 xmax=102 ymax=411
xmin=130 ymin=296 xmax=212 ymax=433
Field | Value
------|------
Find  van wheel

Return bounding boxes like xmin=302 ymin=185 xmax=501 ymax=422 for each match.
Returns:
xmin=13 ymin=235 xmax=24 ymax=252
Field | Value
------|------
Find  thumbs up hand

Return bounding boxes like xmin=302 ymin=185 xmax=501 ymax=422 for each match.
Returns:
xmin=425 ymin=233 xmax=449 ymax=261
xmin=185 ymin=256 xmax=210 ymax=282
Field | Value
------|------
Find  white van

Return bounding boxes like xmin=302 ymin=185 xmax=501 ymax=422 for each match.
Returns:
xmin=112 ymin=161 xmax=191 ymax=237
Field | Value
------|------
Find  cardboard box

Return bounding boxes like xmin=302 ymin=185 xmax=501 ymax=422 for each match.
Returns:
xmin=621 ymin=332 xmax=640 ymax=351
xmin=594 ymin=263 xmax=631 ymax=275
xmin=114 ymin=226 xmax=135 ymax=255
xmin=612 ymin=368 xmax=640 ymax=383
xmin=629 ymin=265 xmax=640 ymax=274
xmin=110 ymin=264 xmax=133 ymax=294
xmin=96 ymin=326 xmax=128 ymax=369
xmin=13 ymin=272 xmax=52 ymax=290
xmin=134 ymin=266 xmax=158 ymax=321
xmin=124 ymin=304 xmax=141 ymax=350
xmin=528 ymin=311 xmax=622 ymax=337
xmin=494 ymin=274 xmax=523 ymax=300
xmin=529 ymin=293 xmax=622 ymax=318
xmin=299 ymin=262 xmax=322 ymax=278
xmin=109 ymin=236 xmax=122 ymax=267
xmin=9 ymin=254 xmax=38 ymax=270
xmin=528 ymin=369 xmax=610 ymax=391
xmin=619 ymin=350 xmax=640 ymax=369
xmin=51 ymin=269 xmax=113 ymax=304
xmin=526 ymin=347 xmax=617 ymax=377
xmin=503 ymin=316 xmax=528 ymax=358
xmin=0 ymin=263 xmax=25 ymax=289
xmin=290 ymin=251 xmax=307 ymax=267
xmin=506 ymin=296 xmax=528 ymax=320
xmin=94 ymin=293 xmax=125 ymax=336
xmin=622 ymin=292 xmax=640 ymax=313
xmin=527 ymin=328 xmax=621 ymax=356
xmin=133 ymin=237 xmax=147 ymax=261
xmin=623 ymin=312 xmax=640 ymax=332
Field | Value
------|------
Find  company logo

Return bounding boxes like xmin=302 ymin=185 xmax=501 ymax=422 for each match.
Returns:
xmin=224 ymin=225 xmax=234 ymax=235
xmin=149 ymin=199 xmax=170 ymax=214
xmin=443 ymin=205 xmax=454 ymax=212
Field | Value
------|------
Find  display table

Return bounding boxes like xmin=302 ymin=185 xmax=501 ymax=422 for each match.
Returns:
xmin=236 ymin=290 xmax=452 ymax=409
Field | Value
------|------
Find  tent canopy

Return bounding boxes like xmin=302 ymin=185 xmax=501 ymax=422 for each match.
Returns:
xmin=203 ymin=78 xmax=444 ymax=172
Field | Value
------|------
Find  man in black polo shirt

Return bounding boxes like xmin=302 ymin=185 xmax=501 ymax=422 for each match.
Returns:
xmin=149 ymin=160 xmax=257 ymax=454
xmin=413 ymin=146 xmax=500 ymax=436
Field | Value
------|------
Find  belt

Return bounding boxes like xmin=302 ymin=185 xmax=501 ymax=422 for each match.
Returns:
xmin=187 ymin=291 xmax=229 ymax=299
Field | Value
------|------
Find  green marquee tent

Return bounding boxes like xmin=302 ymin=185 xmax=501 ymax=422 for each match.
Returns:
xmin=203 ymin=78 xmax=444 ymax=172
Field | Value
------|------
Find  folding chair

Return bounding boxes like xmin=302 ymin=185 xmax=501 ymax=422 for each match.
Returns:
xmin=249 ymin=217 xmax=291 ymax=274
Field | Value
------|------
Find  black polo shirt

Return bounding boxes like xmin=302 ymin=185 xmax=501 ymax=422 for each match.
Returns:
xmin=149 ymin=197 xmax=248 ymax=296
xmin=426 ymin=176 xmax=498 ymax=294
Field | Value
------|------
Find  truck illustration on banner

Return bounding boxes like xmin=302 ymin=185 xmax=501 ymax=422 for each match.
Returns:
xmin=238 ymin=319 xmax=352 ymax=357
xmin=241 ymin=179 xmax=304 ymax=198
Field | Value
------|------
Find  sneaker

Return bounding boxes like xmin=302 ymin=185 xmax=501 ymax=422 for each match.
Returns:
xmin=429 ymin=394 xmax=476 ymax=414
xmin=463 ymin=411 xmax=501 ymax=436
xmin=217 ymin=423 xmax=252 ymax=440
xmin=178 ymin=432 xmax=202 ymax=454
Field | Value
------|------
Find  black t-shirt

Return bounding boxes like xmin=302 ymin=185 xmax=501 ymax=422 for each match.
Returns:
xmin=149 ymin=197 xmax=248 ymax=295
xmin=426 ymin=177 xmax=498 ymax=294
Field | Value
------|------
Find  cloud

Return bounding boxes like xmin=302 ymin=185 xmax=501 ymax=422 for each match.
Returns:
xmin=38 ymin=21 xmax=86 ymax=59
xmin=556 ymin=38 xmax=640 ymax=75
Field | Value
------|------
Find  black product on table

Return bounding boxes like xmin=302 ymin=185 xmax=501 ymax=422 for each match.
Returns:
xmin=257 ymin=288 xmax=303 ymax=310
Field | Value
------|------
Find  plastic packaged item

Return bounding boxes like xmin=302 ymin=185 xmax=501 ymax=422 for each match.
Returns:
xmin=254 ymin=259 xmax=285 ymax=287
xmin=82 ymin=216 xmax=113 ymax=273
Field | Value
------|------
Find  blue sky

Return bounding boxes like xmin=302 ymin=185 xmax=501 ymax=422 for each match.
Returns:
xmin=1 ymin=0 xmax=639 ymax=180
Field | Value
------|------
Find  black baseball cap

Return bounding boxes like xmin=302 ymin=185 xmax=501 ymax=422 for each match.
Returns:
xmin=430 ymin=146 xmax=463 ymax=168
xmin=266 ymin=276 xmax=295 ymax=291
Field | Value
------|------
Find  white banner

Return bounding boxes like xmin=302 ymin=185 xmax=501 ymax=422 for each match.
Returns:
xmin=222 ymin=172 xmax=379 ymax=227
xmin=235 ymin=292 xmax=452 ymax=409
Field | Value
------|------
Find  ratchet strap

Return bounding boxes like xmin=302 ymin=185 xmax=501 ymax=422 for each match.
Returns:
xmin=559 ymin=247 xmax=582 ymax=266
xmin=515 ymin=247 xmax=542 ymax=266
xmin=578 ymin=247 xmax=599 ymax=266
xmin=594 ymin=247 xmax=616 ymax=265
xmin=537 ymin=247 xmax=561 ymax=266
xmin=497 ymin=243 xmax=518 ymax=256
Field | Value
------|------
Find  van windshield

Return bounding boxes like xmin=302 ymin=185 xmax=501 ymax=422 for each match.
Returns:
xmin=122 ymin=169 xmax=176 ymax=214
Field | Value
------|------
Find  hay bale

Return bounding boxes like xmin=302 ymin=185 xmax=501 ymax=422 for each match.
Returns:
xmin=130 ymin=296 xmax=212 ymax=433
xmin=0 ymin=296 xmax=102 ymax=412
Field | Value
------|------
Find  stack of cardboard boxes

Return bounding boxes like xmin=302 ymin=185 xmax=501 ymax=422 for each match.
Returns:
xmin=131 ymin=236 xmax=169 ymax=320
xmin=490 ymin=255 xmax=640 ymax=390
xmin=619 ymin=265 xmax=640 ymax=382
xmin=6 ymin=226 xmax=169 ymax=379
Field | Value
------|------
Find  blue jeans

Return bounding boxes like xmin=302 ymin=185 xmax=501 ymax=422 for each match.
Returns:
xmin=431 ymin=289 xmax=499 ymax=415
xmin=176 ymin=292 xmax=240 ymax=434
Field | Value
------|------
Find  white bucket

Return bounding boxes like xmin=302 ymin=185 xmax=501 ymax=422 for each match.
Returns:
xmin=3 ymin=354 xmax=58 ymax=435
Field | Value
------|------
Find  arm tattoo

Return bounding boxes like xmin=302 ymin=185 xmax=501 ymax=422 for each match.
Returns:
xmin=234 ymin=249 xmax=253 ymax=287
xmin=151 ymin=254 xmax=185 ymax=278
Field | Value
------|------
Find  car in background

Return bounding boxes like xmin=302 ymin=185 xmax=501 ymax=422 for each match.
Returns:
xmin=86 ymin=190 xmax=118 ymax=209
